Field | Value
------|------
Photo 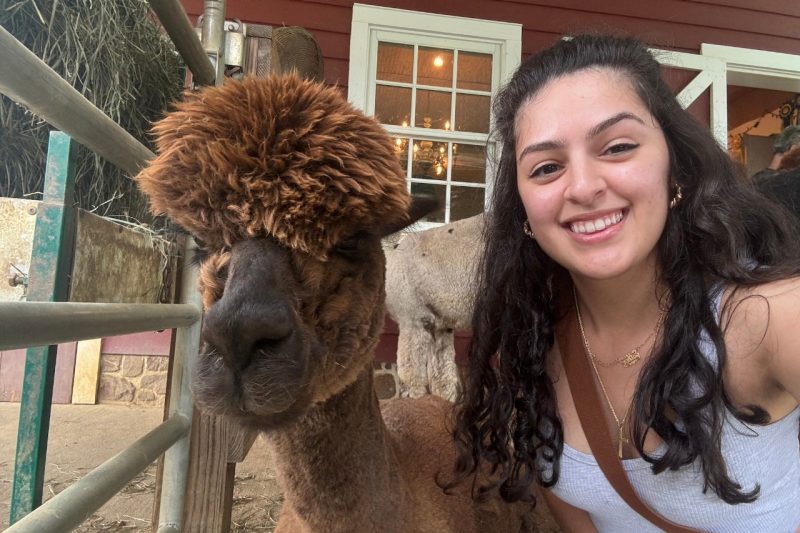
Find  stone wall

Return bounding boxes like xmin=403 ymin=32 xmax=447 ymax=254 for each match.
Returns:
xmin=98 ymin=354 xmax=169 ymax=406
xmin=98 ymin=356 xmax=400 ymax=405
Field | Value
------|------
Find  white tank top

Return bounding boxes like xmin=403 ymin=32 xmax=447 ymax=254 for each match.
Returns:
xmin=549 ymin=288 xmax=800 ymax=532
xmin=550 ymin=406 xmax=800 ymax=532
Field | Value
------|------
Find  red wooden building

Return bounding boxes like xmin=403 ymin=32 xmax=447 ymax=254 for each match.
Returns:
xmin=182 ymin=0 xmax=800 ymax=220
xmin=7 ymin=1 xmax=797 ymax=404
xmin=179 ymin=0 xmax=800 ymax=359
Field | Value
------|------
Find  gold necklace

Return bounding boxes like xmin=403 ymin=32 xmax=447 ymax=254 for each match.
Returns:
xmin=572 ymin=288 xmax=663 ymax=458
xmin=578 ymin=297 xmax=665 ymax=369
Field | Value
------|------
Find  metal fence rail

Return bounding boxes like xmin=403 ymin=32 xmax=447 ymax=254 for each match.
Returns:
xmin=5 ymin=415 xmax=192 ymax=533
xmin=156 ymin=240 xmax=203 ymax=533
xmin=0 ymin=26 xmax=154 ymax=175
xmin=1 ymin=1 xmax=224 ymax=528
xmin=0 ymin=302 xmax=201 ymax=351
xmin=149 ymin=0 xmax=216 ymax=86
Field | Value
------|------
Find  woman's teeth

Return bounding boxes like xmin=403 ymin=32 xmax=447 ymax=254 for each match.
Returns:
xmin=569 ymin=211 xmax=623 ymax=234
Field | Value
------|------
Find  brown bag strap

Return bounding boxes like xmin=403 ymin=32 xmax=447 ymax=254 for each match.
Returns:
xmin=556 ymin=309 xmax=704 ymax=533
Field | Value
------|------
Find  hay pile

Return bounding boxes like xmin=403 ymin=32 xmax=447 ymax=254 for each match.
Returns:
xmin=0 ymin=0 xmax=182 ymax=223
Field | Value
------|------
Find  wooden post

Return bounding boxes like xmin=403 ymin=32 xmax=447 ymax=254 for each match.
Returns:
xmin=70 ymin=339 xmax=103 ymax=404
xmin=182 ymin=412 xmax=257 ymax=532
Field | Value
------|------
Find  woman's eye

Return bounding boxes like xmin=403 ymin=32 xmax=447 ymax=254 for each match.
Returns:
xmin=605 ymin=143 xmax=639 ymax=155
xmin=531 ymin=162 xmax=562 ymax=178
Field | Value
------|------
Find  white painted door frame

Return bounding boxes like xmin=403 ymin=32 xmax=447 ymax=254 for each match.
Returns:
xmin=654 ymin=45 xmax=800 ymax=148
xmin=653 ymin=48 xmax=728 ymax=146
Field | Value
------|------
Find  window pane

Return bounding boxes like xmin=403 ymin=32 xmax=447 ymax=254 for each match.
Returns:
xmin=412 ymin=140 xmax=448 ymax=180
xmin=393 ymin=136 xmax=410 ymax=173
xmin=450 ymin=186 xmax=485 ymax=221
xmin=417 ymin=47 xmax=453 ymax=88
xmin=455 ymin=93 xmax=490 ymax=133
xmin=411 ymin=182 xmax=446 ymax=223
xmin=415 ymin=90 xmax=451 ymax=130
xmin=451 ymin=143 xmax=486 ymax=184
xmin=375 ymin=85 xmax=411 ymax=126
xmin=377 ymin=42 xmax=413 ymax=83
xmin=457 ymin=52 xmax=492 ymax=91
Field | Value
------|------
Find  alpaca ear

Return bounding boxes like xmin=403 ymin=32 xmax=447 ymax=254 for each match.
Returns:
xmin=381 ymin=194 xmax=438 ymax=236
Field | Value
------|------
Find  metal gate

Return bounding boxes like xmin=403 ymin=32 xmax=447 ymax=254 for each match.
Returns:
xmin=0 ymin=1 xmax=225 ymax=531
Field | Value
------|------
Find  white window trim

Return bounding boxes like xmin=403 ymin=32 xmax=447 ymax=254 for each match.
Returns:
xmin=348 ymin=4 xmax=521 ymax=228
xmin=348 ymin=4 xmax=521 ymax=111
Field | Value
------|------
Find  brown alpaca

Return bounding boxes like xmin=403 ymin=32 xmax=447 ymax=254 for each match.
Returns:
xmin=137 ymin=75 xmax=533 ymax=532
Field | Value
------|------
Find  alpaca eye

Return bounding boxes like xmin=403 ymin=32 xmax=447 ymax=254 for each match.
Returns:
xmin=334 ymin=232 xmax=368 ymax=258
xmin=190 ymin=238 xmax=209 ymax=266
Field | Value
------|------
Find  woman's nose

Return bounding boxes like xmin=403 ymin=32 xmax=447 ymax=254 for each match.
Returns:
xmin=564 ymin=159 xmax=606 ymax=205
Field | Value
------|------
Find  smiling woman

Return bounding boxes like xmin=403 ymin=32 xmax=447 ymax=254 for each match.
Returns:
xmin=448 ymin=34 xmax=800 ymax=532
xmin=515 ymin=70 xmax=671 ymax=283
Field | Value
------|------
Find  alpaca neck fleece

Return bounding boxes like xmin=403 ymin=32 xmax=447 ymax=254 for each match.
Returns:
xmin=265 ymin=367 xmax=411 ymax=532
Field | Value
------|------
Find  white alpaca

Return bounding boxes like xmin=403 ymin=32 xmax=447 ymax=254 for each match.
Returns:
xmin=385 ymin=213 xmax=485 ymax=400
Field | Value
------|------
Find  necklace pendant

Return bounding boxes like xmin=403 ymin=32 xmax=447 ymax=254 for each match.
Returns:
xmin=621 ymin=349 xmax=641 ymax=368
xmin=618 ymin=426 xmax=628 ymax=458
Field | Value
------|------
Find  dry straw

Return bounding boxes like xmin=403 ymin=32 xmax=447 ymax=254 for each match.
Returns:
xmin=0 ymin=0 xmax=182 ymax=224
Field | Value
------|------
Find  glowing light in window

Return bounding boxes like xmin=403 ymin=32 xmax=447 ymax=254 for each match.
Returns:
xmin=433 ymin=56 xmax=444 ymax=67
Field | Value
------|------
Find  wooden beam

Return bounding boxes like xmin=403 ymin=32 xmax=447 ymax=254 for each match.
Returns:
xmin=70 ymin=339 xmax=103 ymax=404
xmin=182 ymin=411 xmax=240 ymax=532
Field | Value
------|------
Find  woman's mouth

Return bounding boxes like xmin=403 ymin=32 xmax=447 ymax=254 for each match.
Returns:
xmin=567 ymin=210 xmax=625 ymax=235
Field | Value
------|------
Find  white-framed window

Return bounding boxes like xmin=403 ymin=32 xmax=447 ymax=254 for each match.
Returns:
xmin=349 ymin=4 xmax=521 ymax=227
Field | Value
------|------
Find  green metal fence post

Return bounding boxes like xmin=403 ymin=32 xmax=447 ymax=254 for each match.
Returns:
xmin=10 ymin=131 xmax=78 ymax=524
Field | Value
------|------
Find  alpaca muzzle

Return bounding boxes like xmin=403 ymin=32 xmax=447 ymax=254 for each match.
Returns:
xmin=197 ymin=238 xmax=310 ymax=415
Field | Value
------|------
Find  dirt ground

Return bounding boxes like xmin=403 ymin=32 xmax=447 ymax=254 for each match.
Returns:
xmin=0 ymin=403 xmax=281 ymax=532
xmin=0 ymin=403 xmax=559 ymax=532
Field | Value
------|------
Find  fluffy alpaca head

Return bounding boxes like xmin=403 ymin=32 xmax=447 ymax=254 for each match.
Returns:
xmin=136 ymin=74 xmax=411 ymax=259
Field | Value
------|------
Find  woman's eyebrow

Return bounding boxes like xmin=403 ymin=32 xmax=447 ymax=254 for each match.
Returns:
xmin=586 ymin=111 xmax=645 ymax=139
xmin=516 ymin=112 xmax=646 ymax=164
xmin=517 ymin=139 xmax=566 ymax=163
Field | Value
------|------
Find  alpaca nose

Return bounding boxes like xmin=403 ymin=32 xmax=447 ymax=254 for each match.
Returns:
xmin=202 ymin=298 xmax=294 ymax=372
xmin=200 ymin=238 xmax=296 ymax=372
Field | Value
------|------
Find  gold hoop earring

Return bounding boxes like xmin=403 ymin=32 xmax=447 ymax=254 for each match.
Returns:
xmin=669 ymin=184 xmax=683 ymax=209
xmin=523 ymin=220 xmax=535 ymax=239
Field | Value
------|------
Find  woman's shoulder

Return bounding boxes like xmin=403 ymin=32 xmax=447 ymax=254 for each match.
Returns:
xmin=720 ymin=276 xmax=800 ymax=322
xmin=718 ymin=276 xmax=800 ymax=351
xmin=719 ymin=276 xmax=800 ymax=412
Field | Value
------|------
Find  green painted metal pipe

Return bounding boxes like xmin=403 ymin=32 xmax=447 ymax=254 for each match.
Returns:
xmin=0 ymin=302 xmax=201 ymax=351
xmin=10 ymin=133 xmax=78 ymax=524
xmin=149 ymin=0 xmax=216 ymax=86
xmin=0 ymin=26 xmax=154 ymax=175
xmin=6 ymin=414 xmax=191 ymax=533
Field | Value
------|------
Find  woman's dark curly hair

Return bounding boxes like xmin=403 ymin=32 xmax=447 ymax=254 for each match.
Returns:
xmin=449 ymin=33 xmax=800 ymax=506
